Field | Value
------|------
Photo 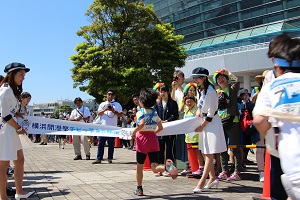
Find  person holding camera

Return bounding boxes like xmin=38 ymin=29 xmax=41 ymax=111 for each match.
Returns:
xmin=93 ymin=89 xmax=123 ymax=164
xmin=171 ymin=70 xmax=185 ymax=106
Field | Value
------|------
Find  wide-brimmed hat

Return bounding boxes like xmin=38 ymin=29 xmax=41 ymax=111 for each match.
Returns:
xmin=213 ymin=69 xmax=230 ymax=84
xmin=4 ymin=62 xmax=30 ymax=74
xmin=255 ymin=70 xmax=270 ymax=84
xmin=191 ymin=67 xmax=209 ymax=78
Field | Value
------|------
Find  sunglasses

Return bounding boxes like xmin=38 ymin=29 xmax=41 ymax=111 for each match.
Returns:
xmin=107 ymin=92 xmax=115 ymax=96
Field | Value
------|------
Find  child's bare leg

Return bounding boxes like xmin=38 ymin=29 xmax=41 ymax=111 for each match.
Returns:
xmin=136 ymin=163 xmax=144 ymax=186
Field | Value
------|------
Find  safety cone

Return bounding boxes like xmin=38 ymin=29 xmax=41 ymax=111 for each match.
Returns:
xmin=187 ymin=144 xmax=199 ymax=172
xmin=252 ymin=149 xmax=271 ymax=200
xmin=133 ymin=155 xmax=152 ymax=171
xmin=69 ymin=135 xmax=72 ymax=144
xmin=114 ymin=137 xmax=122 ymax=148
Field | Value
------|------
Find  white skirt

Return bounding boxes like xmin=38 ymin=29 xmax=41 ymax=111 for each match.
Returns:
xmin=198 ymin=115 xmax=227 ymax=154
xmin=0 ymin=125 xmax=22 ymax=161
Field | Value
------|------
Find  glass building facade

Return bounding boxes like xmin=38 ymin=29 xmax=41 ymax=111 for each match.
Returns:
xmin=144 ymin=0 xmax=300 ymax=44
xmin=143 ymin=0 xmax=300 ymax=91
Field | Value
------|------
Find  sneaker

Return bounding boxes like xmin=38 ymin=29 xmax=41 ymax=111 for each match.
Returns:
xmin=259 ymin=172 xmax=264 ymax=182
xmin=155 ymin=172 xmax=162 ymax=177
xmin=86 ymin=155 xmax=90 ymax=160
xmin=6 ymin=187 xmax=16 ymax=197
xmin=73 ymin=155 xmax=82 ymax=160
xmin=134 ymin=188 xmax=143 ymax=196
xmin=192 ymin=168 xmax=204 ymax=176
xmin=108 ymin=159 xmax=112 ymax=164
xmin=180 ymin=166 xmax=192 ymax=176
xmin=217 ymin=171 xmax=228 ymax=180
xmin=92 ymin=160 xmax=102 ymax=164
xmin=227 ymin=172 xmax=241 ymax=181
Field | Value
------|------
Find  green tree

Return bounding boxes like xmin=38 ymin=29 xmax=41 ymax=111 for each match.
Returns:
xmin=70 ymin=0 xmax=188 ymax=104
xmin=53 ymin=104 xmax=73 ymax=118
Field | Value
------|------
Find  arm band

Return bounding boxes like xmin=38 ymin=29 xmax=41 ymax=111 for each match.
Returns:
xmin=3 ymin=114 xmax=12 ymax=122
xmin=205 ymin=116 xmax=213 ymax=122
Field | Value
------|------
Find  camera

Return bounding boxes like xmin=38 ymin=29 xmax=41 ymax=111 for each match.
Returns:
xmin=173 ymin=76 xmax=178 ymax=82
xmin=107 ymin=103 xmax=113 ymax=109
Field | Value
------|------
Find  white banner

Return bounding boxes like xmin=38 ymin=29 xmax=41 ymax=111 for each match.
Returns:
xmin=18 ymin=116 xmax=201 ymax=139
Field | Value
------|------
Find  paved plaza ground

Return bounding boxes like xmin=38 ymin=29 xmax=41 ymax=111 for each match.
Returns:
xmin=8 ymin=137 xmax=264 ymax=200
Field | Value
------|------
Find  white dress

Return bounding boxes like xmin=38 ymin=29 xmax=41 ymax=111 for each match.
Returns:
xmin=198 ymin=85 xmax=227 ymax=154
xmin=0 ymin=84 xmax=22 ymax=161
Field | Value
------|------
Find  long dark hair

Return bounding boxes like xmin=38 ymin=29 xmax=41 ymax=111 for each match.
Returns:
xmin=200 ymin=77 xmax=215 ymax=95
xmin=0 ymin=69 xmax=23 ymax=99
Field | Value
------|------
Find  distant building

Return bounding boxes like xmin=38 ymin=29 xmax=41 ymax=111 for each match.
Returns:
xmin=31 ymin=99 xmax=99 ymax=116
xmin=143 ymin=0 xmax=300 ymax=91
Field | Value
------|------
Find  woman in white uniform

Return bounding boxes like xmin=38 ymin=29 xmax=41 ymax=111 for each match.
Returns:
xmin=0 ymin=63 xmax=34 ymax=200
xmin=191 ymin=67 xmax=227 ymax=193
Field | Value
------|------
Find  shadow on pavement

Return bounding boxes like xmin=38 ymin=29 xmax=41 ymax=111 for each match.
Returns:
xmin=25 ymin=170 xmax=73 ymax=174
xmin=127 ymin=193 xmax=223 ymax=199
xmin=222 ymin=185 xmax=262 ymax=194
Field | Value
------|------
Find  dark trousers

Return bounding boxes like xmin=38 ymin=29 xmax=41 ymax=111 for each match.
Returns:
xmin=158 ymin=136 xmax=176 ymax=164
xmin=270 ymin=155 xmax=287 ymax=200
xmin=35 ymin=134 xmax=41 ymax=142
xmin=220 ymin=122 xmax=242 ymax=172
xmin=96 ymin=136 xmax=115 ymax=160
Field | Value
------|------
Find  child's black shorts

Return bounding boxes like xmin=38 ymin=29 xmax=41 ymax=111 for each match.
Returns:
xmin=136 ymin=151 xmax=159 ymax=164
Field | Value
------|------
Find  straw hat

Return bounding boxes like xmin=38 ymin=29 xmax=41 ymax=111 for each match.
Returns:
xmin=255 ymin=70 xmax=270 ymax=84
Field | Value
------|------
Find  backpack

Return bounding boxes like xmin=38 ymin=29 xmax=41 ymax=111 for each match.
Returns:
xmin=240 ymin=108 xmax=253 ymax=133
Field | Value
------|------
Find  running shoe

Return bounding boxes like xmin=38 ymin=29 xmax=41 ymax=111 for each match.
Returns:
xmin=134 ymin=188 xmax=143 ymax=196
xmin=192 ymin=167 xmax=204 ymax=176
xmin=217 ymin=171 xmax=228 ymax=180
xmin=180 ymin=166 xmax=192 ymax=176
xmin=227 ymin=172 xmax=241 ymax=181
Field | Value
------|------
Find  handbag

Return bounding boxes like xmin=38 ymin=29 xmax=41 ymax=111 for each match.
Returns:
xmin=240 ymin=109 xmax=253 ymax=133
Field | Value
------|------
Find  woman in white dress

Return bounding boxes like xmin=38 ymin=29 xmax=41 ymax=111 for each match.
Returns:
xmin=191 ymin=67 xmax=227 ymax=193
xmin=0 ymin=63 xmax=34 ymax=200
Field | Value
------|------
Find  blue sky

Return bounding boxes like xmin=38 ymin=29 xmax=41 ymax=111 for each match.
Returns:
xmin=0 ymin=0 xmax=94 ymax=104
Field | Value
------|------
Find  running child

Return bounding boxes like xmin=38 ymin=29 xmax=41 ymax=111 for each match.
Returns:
xmin=132 ymin=88 xmax=178 ymax=196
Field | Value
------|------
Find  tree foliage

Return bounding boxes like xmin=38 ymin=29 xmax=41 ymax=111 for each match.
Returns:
xmin=53 ymin=104 xmax=72 ymax=118
xmin=70 ymin=0 xmax=188 ymax=104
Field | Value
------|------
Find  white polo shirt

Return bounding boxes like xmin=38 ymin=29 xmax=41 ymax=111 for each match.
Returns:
xmin=98 ymin=100 xmax=122 ymax=126
xmin=69 ymin=106 xmax=91 ymax=123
